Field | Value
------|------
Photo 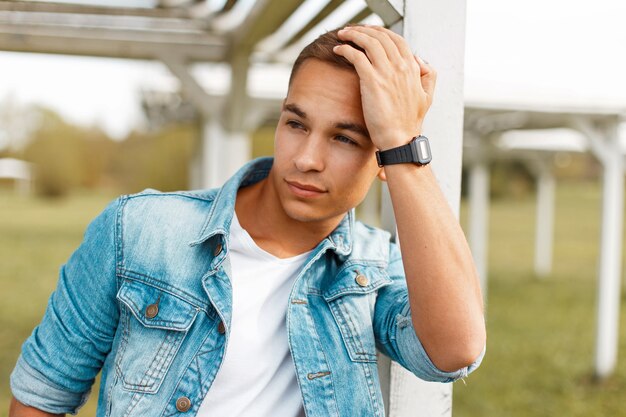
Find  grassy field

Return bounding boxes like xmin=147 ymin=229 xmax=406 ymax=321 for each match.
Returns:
xmin=454 ymin=181 xmax=626 ymax=416
xmin=1 ymin=181 xmax=626 ymax=416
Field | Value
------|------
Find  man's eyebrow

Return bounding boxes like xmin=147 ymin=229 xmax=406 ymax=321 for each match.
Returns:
xmin=284 ymin=102 xmax=370 ymax=140
xmin=283 ymin=103 xmax=307 ymax=119
xmin=335 ymin=122 xmax=370 ymax=140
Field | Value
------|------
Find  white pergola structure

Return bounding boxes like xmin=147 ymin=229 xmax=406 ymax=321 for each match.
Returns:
xmin=0 ymin=0 xmax=469 ymax=415
xmin=464 ymin=102 xmax=626 ymax=379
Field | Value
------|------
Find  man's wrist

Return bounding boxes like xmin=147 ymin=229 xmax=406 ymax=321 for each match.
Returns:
xmin=376 ymin=135 xmax=431 ymax=167
xmin=374 ymin=126 xmax=422 ymax=151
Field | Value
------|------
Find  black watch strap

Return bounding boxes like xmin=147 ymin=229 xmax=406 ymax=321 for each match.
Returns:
xmin=376 ymin=135 xmax=431 ymax=167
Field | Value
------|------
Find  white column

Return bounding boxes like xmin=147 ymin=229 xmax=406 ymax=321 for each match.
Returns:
xmin=534 ymin=162 xmax=555 ymax=278
xmin=594 ymin=122 xmax=624 ymax=379
xmin=381 ymin=1 xmax=467 ymax=416
xmin=468 ymin=161 xmax=490 ymax=299
xmin=202 ymin=118 xmax=251 ymax=189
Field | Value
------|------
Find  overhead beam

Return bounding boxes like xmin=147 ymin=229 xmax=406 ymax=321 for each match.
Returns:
xmin=159 ymin=53 xmax=219 ymax=117
xmin=0 ymin=1 xmax=190 ymax=18
xmin=364 ymin=0 xmax=403 ymax=26
xmin=230 ymin=0 xmax=304 ymax=51
xmin=347 ymin=7 xmax=373 ymax=26
xmin=0 ymin=24 xmax=225 ymax=61
xmin=282 ymin=0 xmax=344 ymax=48
xmin=221 ymin=0 xmax=237 ymax=13
xmin=0 ymin=10 xmax=208 ymax=31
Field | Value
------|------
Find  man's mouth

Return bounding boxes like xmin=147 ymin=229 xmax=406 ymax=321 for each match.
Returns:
xmin=285 ymin=180 xmax=326 ymax=197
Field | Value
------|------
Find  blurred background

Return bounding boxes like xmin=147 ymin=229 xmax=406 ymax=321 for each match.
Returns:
xmin=1 ymin=0 xmax=626 ymax=416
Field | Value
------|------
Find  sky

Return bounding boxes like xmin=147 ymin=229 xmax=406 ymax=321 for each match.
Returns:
xmin=1 ymin=0 xmax=625 ymax=142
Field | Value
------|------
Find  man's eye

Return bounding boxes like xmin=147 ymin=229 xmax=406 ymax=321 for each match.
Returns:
xmin=286 ymin=120 xmax=304 ymax=129
xmin=335 ymin=135 xmax=357 ymax=146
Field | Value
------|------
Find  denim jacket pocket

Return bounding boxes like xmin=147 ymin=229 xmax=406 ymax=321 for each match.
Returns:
xmin=115 ymin=279 xmax=199 ymax=394
xmin=323 ymin=266 xmax=392 ymax=363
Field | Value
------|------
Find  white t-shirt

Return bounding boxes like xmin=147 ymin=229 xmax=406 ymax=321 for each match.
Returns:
xmin=197 ymin=213 xmax=309 ymax=417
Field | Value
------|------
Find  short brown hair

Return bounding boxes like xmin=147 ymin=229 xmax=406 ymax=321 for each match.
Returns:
xmin=288 ymin=24 xmax=367 ymax=88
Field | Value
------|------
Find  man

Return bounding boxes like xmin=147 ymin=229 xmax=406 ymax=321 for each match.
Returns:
xmin=10 ymin=25 xmax=485 ymax=417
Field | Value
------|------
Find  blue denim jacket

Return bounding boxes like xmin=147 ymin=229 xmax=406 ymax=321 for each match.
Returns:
xmin=11 ymin=157 xmax=482 ymax=416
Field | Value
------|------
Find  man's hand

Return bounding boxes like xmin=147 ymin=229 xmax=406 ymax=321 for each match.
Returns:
xmin=333 ymin=25 xmax=436 ymax=150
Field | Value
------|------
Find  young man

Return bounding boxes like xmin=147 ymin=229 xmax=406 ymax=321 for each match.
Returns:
xmin=10 ymin=25 xmax=485 ymax=417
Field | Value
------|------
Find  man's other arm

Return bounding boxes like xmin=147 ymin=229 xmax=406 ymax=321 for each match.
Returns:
xmin=9 ymin=197 xmax=122 ymax=414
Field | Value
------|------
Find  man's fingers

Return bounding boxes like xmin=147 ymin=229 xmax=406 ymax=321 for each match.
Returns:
xmin=339 ymin=26 xmax=403 ymax=65
xmin=333 ymin=44 xmax=374 ymax=80
xmin=415 ymin=55 xmax=437 ymax=97
xmin=337 ymin=28 xmax=391 ymax=69
xmin=367 ymin=26 xmax=415 ymax=61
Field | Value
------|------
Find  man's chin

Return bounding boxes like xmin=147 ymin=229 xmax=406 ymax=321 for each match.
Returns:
xmin=281 ymin=202 xmax=347 ymax=226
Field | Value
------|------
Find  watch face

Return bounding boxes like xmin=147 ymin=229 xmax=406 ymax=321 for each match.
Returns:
xmin=413 ymin=136 xmax=432 ymax=164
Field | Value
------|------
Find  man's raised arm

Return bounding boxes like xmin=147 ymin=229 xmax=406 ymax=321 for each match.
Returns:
xmin=334 ymin=25 xmax=486 ymax=372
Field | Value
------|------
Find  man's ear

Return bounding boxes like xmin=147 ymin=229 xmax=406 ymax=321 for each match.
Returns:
xmin=377 ymin=167 xmax=387 ymax=182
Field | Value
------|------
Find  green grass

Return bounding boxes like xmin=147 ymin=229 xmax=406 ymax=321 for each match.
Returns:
xmin=2 ymin=181 xmax=626 ymax=416
xmin=454 ymin=181 xmax=626 ymax=417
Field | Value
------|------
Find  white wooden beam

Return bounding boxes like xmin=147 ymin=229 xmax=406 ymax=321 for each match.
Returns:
xmin=380 ymin=0 xmax=467 ymax=416
xmin=203 ymin=117 xmax=251 ymax=188
xmin=159 ymin=54 xmax=221 ymax=117
xmin=365 ymin=0 xmax=403 ymax=26
xmin=223 ymin=51 xmax=250 ymax=132
xmin=0 ymin=10 xmax=205 ymax=31
xmin=235 ymin=0 xmax=304 ymax=47
xmin=593 ymin=120 xmax=624 ymax=379
xmin=571 ymin=116 xmax=625 ymax=378
xmin=468 ymin=160 xmax=490 ymax=298
xmin=0 ymin=23 xmax=225 ymax=61
xmin=533 ymin=159 xmax=555 ymax=278
xmin=0 ymin=1 xmax=190 ymax=18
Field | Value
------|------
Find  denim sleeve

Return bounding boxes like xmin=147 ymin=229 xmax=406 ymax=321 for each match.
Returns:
xmin=373 ymin=241 xmax=484 ymax=383
xmin=10 ymin=197 xmax=123 ymax=415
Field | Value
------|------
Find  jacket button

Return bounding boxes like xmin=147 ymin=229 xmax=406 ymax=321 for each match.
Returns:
xmin=355 ymin=274 xmax=369 ymax=287
xmin=176 ymin=396 xmax=192 ymax=412
xmin=145 ymin=303 xmax=159 ymax=319
xmin=217 ymin=321 xmax=226 ymax=334
xmin=214 ymin=243 xmax=223 ymax=257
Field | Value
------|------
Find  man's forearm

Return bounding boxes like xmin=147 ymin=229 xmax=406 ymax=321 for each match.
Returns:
xmin=385 ymin=163 xmax=486 ymax=372
xmin=9 ymin=397 xmax=64 ymax=417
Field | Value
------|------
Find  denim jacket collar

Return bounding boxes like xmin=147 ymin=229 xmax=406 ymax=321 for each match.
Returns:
xmin=188 ymin=157 xmax=354 ymax=257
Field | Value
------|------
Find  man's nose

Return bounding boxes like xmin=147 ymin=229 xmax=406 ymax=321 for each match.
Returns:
xmin=293 ymin=134 xmax=325 ymax=172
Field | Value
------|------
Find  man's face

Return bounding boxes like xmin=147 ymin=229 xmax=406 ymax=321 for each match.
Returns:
xmin=268 ymin=58 xmax=384 ymax=226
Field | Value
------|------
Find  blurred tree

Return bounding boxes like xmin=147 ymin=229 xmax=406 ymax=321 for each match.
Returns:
xmin=110 ymin=122 xmax=197 ymax=194
xmin=13 ymin=104 xmax=200 ymax=197
xmin=23 ymin=108 xmax=91 ymax=197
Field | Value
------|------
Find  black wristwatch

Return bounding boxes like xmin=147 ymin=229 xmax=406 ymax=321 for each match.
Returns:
xmin=375 ymin=135 xmax=432 ymax=167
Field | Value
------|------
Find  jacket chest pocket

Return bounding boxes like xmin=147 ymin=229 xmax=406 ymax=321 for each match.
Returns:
xmin=323 ymin=266 xmax=392 ymax=363
xmin=115 ymin=279 xmax=199 ymax=394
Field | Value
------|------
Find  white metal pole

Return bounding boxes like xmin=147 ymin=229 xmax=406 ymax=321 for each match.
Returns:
xmin=468 ymin=161 xmax=490 ymax=299
xmin=205 ymin=118 xmax=251 ymax=189
xmin=594 ymin=122 xmax=624 ymax=379
xmin=384 ymin=1 xmax=467 ymax=416
xmin=534 ymin=161 xmax=555 ymax=278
